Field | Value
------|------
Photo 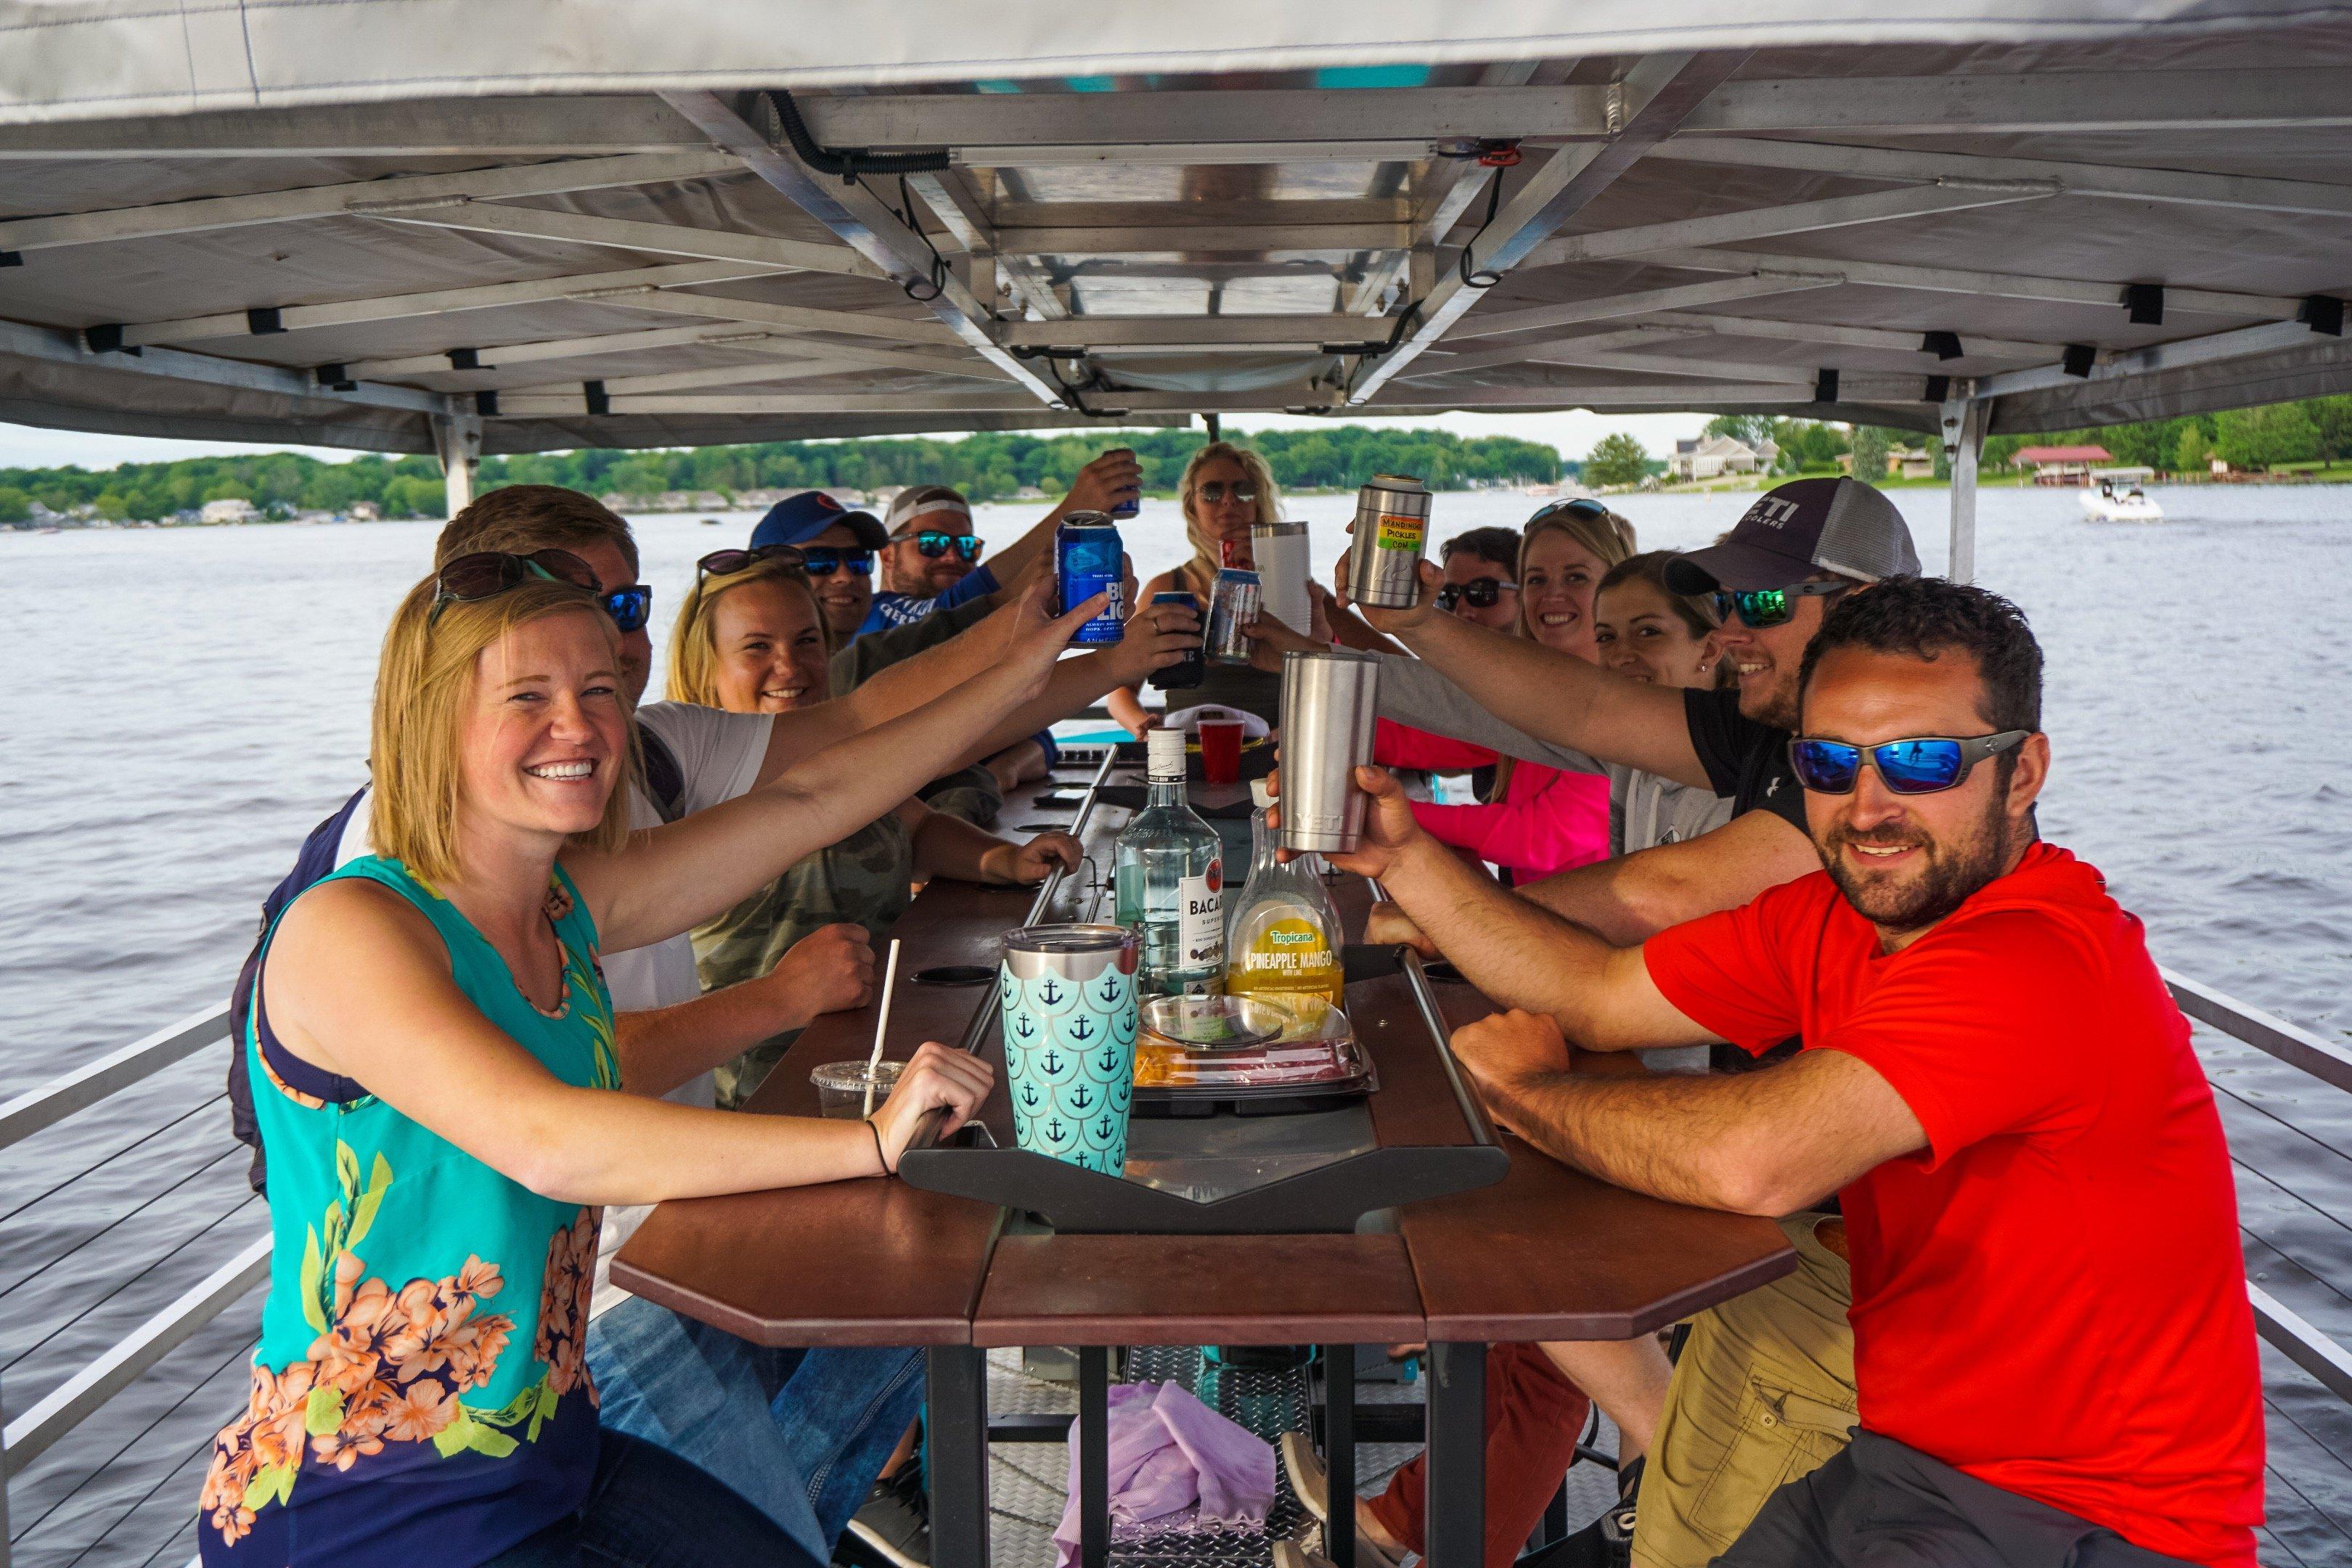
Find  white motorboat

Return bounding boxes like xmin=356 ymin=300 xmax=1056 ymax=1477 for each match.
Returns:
xmin=2082 ymin=478 xmax=2165 ymax=523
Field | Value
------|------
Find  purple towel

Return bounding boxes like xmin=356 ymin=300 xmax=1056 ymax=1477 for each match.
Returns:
xmin=1053 ymin=1381 xmax=1277 ymax=1567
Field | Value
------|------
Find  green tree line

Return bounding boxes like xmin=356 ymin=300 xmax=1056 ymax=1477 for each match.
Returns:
xmin=0 ymin=425 xmax=1561 ymax=526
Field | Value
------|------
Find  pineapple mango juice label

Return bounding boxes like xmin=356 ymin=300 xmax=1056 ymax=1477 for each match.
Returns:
xmin=1228 ymin=912 xmax=1344 ymax=1008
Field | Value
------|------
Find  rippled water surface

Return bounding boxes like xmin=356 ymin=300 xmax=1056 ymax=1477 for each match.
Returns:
xmin=4 ymin=484 xmax=2350 ymax=1563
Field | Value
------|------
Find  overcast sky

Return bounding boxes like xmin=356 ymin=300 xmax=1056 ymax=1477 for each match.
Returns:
xmin=0 ymin=408 xmax=1710 ymax=473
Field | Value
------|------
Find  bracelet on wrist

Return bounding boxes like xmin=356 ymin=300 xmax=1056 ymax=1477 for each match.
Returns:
xmin=866 ymin=1116 xmax=891 ymax=1177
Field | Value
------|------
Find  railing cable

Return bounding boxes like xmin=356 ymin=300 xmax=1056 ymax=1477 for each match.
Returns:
xmin=0 ymin=1094 xmax=225 ymax=1231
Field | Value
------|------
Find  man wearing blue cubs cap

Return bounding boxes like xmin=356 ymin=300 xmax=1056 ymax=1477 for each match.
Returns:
xmin=749 ymin=491 xmax=894 ymax=642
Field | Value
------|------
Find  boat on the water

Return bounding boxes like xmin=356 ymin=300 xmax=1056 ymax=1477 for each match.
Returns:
xmin=3 ymin=6 xmax=2351 ymax=1564
xmin=2082 ymin=473 xmax=2165 ymax=523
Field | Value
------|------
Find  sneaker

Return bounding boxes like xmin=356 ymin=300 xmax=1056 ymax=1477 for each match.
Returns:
xmin=1276 ymin=1434 xmax=1403 ymax=1568
xmin=839 ymin=1469 xmax=930 ymax=1568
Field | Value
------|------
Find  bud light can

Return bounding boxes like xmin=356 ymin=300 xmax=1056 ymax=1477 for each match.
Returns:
xmin=1148 ymin=590 xmax=1204 ymax=690
xmin=1104 ymin=446 xmax=1141 ymax=519
xmin=1056 ymin=510 xmax=1126 ymax=645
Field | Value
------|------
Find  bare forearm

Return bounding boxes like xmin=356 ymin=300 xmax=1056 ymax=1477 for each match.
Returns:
xmin=1106 ymin=685 xmax=1153 ymax=733
xmin=1515 ymin=859 xmax=1671 ymax=947
xmin=522 ymin=1087 xmax=883 ymax=1206
xmin=1382 ymin=838 xmax=1620 ymax=1026
xmin=1483 ymin=1070 xmax=1765 ymax=1213
xmin=615 ymin=988 xmax=808 ymax=1100
xmin=912 ymin=808 xmax=1021 ymax=884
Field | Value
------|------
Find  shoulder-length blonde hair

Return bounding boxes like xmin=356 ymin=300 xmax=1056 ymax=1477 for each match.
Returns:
xmin=1174 ymin=441 xmax=1283 ymax=598
xmin=665 ymin=558 xmax=828 ymax=710
xmin=368 ymin=574 xmax=638 ymax=886
xmin=1517 ymin=501 xmax=1637 ymax=641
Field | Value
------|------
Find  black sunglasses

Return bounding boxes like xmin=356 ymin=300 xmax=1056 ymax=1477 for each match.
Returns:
xmin=430 ymin=549 xmax=600 ymax=626
xmin=801 ymin=547 xmax=874 ymax=579
xmin=1529 ymin=498 xmax=1609 ymax=525
xmin=1710 ymin=581 xmax=1848 ymax=629
xmin=1789 ymin=732 xmax=2031 ymax=796
xmin=897 ymin=530 xmax=983 ymax=561
xmin=1436 ymin=577 xmax=1517 ymax=612
xmin=697 ymin=544 xmax=809 ymax=584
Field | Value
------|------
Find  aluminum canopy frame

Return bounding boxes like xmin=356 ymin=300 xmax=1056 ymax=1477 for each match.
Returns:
xmin=4 ymin=4 xmax=2351 ymax=562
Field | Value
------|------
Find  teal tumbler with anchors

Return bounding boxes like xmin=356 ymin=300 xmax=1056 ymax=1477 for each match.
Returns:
xmin=1000 ymin=923 xmax=1140 ymax=1173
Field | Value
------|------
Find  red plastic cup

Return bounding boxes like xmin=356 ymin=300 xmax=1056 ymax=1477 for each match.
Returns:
xmin=1197 ymin=718 xmax=1244 ymax=786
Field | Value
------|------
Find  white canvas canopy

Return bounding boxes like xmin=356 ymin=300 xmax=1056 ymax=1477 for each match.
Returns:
xmin=2 ymin=0 xmax=2349 ymax=488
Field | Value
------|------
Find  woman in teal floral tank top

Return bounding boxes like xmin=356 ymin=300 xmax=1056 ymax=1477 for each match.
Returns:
xmin=203 ymin=555 xmax=1101 ymax=1567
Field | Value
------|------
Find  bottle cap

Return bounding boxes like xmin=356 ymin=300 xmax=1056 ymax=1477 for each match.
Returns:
xmin=1146 ymin=726 xmax=1187 ymax=780
xmin=1251 ymin=779 xmax=1273 ymax=810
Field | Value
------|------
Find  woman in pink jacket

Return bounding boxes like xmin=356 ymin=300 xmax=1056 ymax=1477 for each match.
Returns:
xmin=1401 ymin=499 xmax=1633 ymax=884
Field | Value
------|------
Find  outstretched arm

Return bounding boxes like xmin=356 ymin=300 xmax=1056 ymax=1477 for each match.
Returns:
xmin=1452 ymin=1010 xmax=1925 ymax=1216
xmin=985 ymin=448 xmax=1144 ymax=587
xmin=1339 ymin=558 xmax=1708 ymax=788
xmin=614 ymin=922 xmax=874 ymax=1098
xmin=263 ymin=881 xmax=992 ymax=1203
xmin=573 ymin=582 xmax=1101 ymax=954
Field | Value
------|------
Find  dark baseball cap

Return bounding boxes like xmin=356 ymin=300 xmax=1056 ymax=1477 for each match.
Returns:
xmin=1663 ymin=477 xmax=1921 ymax=595
xmin=751 ymin=490 xmax=888 ymax=552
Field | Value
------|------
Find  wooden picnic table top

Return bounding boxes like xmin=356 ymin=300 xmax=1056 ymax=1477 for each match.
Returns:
xmin=614 ymin=760 xmax=1794 ymax=1347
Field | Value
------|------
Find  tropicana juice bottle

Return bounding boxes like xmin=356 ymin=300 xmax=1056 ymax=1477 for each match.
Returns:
xmin=1223 ymin=780 xmax=1346 ymax=1024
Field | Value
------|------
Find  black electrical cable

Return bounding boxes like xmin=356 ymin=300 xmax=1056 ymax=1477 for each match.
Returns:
xmin=1457 ymin=168 xmax=1509 ymax=289
xmin=763 ymin=89 xmax=950 ymax=183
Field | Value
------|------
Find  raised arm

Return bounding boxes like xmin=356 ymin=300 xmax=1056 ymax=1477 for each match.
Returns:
xmin=263 ymin=881 xmax=992 ymax=1204
xmin=984 ymin=449 xmax=1144 ymax=587
xmin=1342 ymin=559 xmax=1709 ymax=788
xmin=571 ymin=583 xmax=1103 ymax=953
xmin=1450 ymin=1010 xmax=1925 ymax=1215
xmin=1299 ymin=765 xmax=1691 ymax=1048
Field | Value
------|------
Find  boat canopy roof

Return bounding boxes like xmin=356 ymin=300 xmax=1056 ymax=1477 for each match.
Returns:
xmin=2 ymin=1 xmax=2350 ymax=457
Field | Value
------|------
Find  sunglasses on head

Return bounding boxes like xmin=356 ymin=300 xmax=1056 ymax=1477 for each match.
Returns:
xmin=430 ymin=549 xmax=600 ymax=626
xmin=1788 ymin=732 xmax=2030 ymax=796
xmin=1196 ymin=480 xmax=1258 ymax=505
xmin=1529 ymin=498 xmax=1609 ymax=526
xmin=1436 ymin=577 xmax=1516 ymax=612
xmin=696 ymin=544 xmax=808 ymax=584
xmin=898 ymin=530 xmax=982 ymax=561
xmin=1710 ymin=580 xmax=1847 ymax=629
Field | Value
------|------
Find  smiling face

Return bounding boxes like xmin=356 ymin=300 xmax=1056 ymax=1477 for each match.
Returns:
xmin=1518 ymin=530 xmax=1608 ymax=660
xmin=1185 ymin=452 xmax=1258 ymax=567
xmin=1593 ymin=578 xmax=1718 ymax=688
xmin=1440 ymin=549 xmax=1521 ymax=632
xmin=802 ymin=521 xmax=876 ymax=638
xmin=1800 ymin=642 xmax=2047 ymax=950
xmin=1715 ymin=580 xmax=1845 ymax=730
xmin=453 ymin=608 xmax=630 ymax=849
xmin=708 ymin=576 xmax=830 ymax=714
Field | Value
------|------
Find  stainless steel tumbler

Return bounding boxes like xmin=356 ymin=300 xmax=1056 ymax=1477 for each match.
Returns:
xmin=1278 ymin=649 xmax=1381 ymax=853
xmin=1346 ymin=475 xmax=1434 ymax=610
xmin=1249 ymin=518 xmax=1313 ymax=635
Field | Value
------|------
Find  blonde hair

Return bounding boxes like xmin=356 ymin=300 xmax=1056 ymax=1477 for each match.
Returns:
xmin=1175 ymin=441 xmax=1283 ymax=598
xmin=368 ymin=574 xmax=637 ymax=885
xmin=1517 ymin=503 xmax=1636 ymax=642
xmin=664 ymin=559 xmax=827 ymax=710
xmin=436 ymin=486 xmax=639 ymax=575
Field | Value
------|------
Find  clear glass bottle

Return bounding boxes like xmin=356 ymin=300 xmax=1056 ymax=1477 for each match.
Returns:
xmin=1114 ymin=727 xmax=1225 ymax=996
xmin=1223 ymin=780 xmax=1346 ymax=1025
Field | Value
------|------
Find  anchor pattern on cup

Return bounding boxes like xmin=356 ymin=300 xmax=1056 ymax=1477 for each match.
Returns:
xmin=1000 ymin=960 xmax=1138 ymax=1174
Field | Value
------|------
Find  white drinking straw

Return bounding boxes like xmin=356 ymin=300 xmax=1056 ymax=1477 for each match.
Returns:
xmin=862 ymin=938 xmax=904 ymax=1117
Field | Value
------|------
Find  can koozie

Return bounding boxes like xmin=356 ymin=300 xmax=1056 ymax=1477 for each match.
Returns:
xmin=998 ymin=923 xmax=1140 ymax=1174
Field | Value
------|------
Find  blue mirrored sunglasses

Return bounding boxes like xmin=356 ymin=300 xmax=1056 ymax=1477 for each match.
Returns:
xmin=801 ymin=547 xmax=874 ymax=578
xmin=1788 ymin=732 xmax=2030 ymax=795
xmin=602 ymin=584 xmax=653 ymax=634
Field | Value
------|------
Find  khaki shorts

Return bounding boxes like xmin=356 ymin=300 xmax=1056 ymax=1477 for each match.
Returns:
xmin=1633 ymin=1214 xmax=1858 ymax=1568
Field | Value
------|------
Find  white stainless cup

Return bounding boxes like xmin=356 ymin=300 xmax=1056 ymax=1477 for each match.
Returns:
xmin=1278 ymin=649 xmax=1381 ymax=853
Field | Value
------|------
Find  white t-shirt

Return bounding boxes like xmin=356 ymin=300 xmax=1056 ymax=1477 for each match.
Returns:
xmin=333 ymin=702 xmax=775 ymax=1314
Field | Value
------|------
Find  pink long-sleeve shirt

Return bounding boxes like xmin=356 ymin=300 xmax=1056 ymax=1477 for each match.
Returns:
xmin=1376 ymin=716 xmax=1610 ymax=884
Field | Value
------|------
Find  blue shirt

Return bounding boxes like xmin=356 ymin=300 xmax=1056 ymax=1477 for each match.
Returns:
xmin=854 ymin=565 xmax=999 ymax=638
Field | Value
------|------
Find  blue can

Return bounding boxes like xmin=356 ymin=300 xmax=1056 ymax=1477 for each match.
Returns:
xmin=1148 ymin=590 xmax=1204 ymax=690
xmin=1105 ymin=447 xmax=1141 ymax=518
xmin=1056 ymin=511 xmax=1126 ymax=645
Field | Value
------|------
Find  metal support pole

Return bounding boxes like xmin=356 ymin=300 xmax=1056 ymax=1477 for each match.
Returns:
xmin=1 ymin=1368 xmax=12 ymax=1568
xmin=1939 ymin=392 xmax=1985 ymax=584
xmin=1324 ymin=1347 xmax=1357 ymax=1568
xmin=1203 ymin=412 xmax=1222 ymax=444
xmin=1078 ymin=1346 xmax=1110 ymax=1568
xmin=432 ymin=411 xmax=482 ymax=518
xmin=1426 ymin=1342 xmax=1487 ymax=1568
xmin=925 ymin=1346 xmax=992 ymax=1568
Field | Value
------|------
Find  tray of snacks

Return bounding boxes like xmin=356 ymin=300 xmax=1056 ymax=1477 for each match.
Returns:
xmin=1132 ymin=996 xmax=1374 ymax=1116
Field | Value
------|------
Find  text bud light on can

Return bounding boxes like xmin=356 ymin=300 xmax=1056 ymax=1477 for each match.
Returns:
xmin=1057 ymin=511 xmax=1126 ymax=645
xmin=1348 ymin=474 xmax=1433 ymax=610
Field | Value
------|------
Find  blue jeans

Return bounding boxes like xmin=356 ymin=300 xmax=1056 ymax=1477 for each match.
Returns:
xmin=482 ymin=1429 xmax=822 ymax=1567
xmin=584 ymin=1296 xmax=924 ymax=1561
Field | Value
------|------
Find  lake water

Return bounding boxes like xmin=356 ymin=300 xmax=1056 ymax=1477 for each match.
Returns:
xmin=4 ymin=483 xmax=2351 ymax=1563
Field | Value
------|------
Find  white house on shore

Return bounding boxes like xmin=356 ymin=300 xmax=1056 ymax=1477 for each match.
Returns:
xmin=1669 ymin=434 xmax=1779 ymax=481
xmin=198 ymin=497 xmax=258 ymax=524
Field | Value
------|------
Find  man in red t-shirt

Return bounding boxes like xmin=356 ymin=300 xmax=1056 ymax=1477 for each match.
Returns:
xmin=1320 ymin=578 xmax=2262 ymax=1567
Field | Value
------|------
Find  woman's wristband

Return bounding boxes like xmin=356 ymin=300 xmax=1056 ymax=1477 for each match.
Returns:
xmin=866 ymin=1116 xmax=891 ymax=1177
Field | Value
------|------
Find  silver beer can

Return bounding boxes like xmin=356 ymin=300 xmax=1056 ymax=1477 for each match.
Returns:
xmin=1205 ymin=567 xmax=1262 ymax=666
xmin=1278 ymin=649 xmax=1381 ymax=853
xmin=1347 ymin=474 xmax=1433 ymax=610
